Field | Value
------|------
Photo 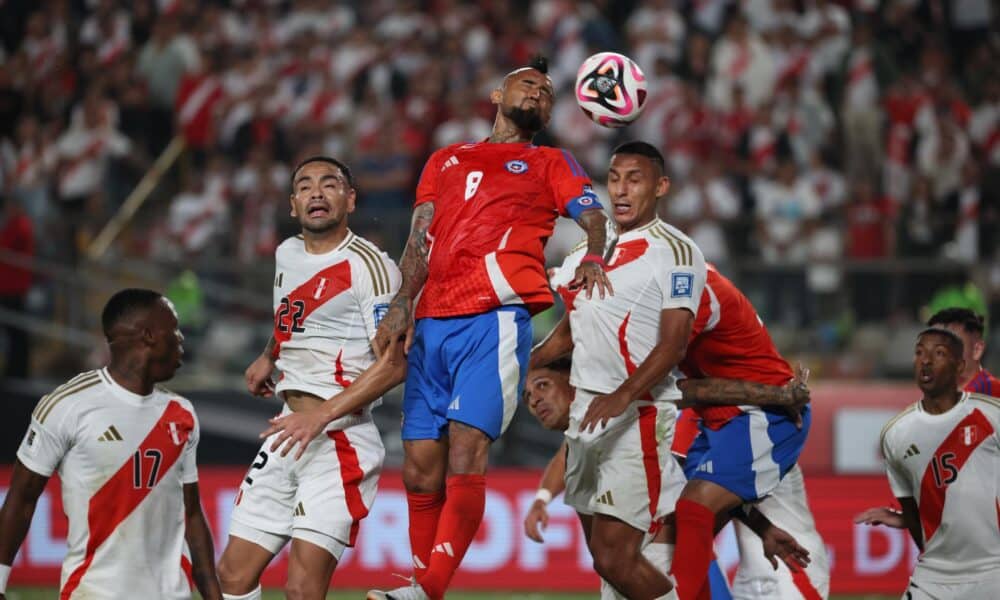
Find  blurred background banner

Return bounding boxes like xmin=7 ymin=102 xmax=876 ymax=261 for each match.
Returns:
xmin=0 ymin=467 xmax=916 ymax=594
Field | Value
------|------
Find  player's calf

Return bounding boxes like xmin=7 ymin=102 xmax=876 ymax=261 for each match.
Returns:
xmin=589 ymin=514 xmax=675 ymax=600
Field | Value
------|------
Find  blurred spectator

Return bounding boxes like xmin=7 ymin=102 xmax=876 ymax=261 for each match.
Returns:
xmin=708 ymin=10 xmax=775 ymax=111
xmin=626 ymin=0 xmax=686 ymax=69
xmin=1 ymin=115 xmax=56 ymax=225
xmin=663 ymin=159 xmax=740 ymax=267
xmin=846 ymin=178 xmax=894 ymax=321
xmin=54 ymin=86 xmax=133 ymax=263
xmin=137 ymin=15 xmax=198 ymax=152
xmin=0 ymin=194 xmax=34 ymax=379
xmin=231 ymin=146 xmax=286 ymax=263
xmin=753 ymin=157 xmax=821 ymax=326
xmin=165 ymin=164 xmax=228 ymax=258
xmin=838 ymin=18 xmax=894 ymax=182
xmin=917 ymin=109 xmax=970 ymax=202
xmin=433 ymin=93 xmax=492 ymax=149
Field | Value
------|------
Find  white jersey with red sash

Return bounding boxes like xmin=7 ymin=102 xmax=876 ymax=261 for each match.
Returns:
xmin=880 ymin=392 xmax=1000 ymax=583
xmin=16 ymin=369 xmax=199 ymax=599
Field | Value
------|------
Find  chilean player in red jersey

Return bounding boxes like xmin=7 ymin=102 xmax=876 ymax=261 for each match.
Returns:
xmin=0 ymin=289 xmax=222 ymax=600
xmin=668 ymin=262 xmax=812 ymax=597
xmin=927 ymin=308 xmax=999 ymax=395
xmin=366 ymin=56 xmax=612 ymax=600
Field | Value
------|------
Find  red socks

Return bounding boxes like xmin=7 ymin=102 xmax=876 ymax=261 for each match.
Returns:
xmin=406 ymin=489 xmax=445 ymax=579
xmin=670 ymin=499 xmax=716 ymax=600
xmin=417 ymin=474 xmax=486 ymax=600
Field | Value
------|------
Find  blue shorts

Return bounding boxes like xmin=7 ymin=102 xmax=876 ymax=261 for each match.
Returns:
xmin=402 ymin=306 xmax=532 ymax=441
xmin=683 ymin=406 xmax=811 ymax=501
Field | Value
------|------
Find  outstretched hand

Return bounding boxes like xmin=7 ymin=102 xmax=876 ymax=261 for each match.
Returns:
xmin=854 ymin=507 xmax=905 ymax=529
xmin=523 ymin=500 xmax=550 ymax=543
xmin=761 ymin=523 xmax=811 ymax=572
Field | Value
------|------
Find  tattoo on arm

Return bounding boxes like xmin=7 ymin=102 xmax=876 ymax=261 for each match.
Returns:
xmin=576 ymin=208 xmax=608 ymax=258
xmin=394 ymin=202 xmax=435 ymax=304
xmin=678 ymin=378 xmax=787 ymax=408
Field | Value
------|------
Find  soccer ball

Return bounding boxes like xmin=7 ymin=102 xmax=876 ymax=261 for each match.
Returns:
xmin=575 ymin=52 xmax=647 ymax=128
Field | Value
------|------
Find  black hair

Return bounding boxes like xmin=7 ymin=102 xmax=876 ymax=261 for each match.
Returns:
xmin=927 ymin=307 xmax=986 ymax=337
xmin=537 ymin=356 xmax=572 ymax=373
xmin=917 ymin=327 xmax=965 ymax=360
xmin=101 ymin=288 xmax=163 ymax=339
xmin=612 ymin=141 xmax=666 ymax=174
xmin=527 ymin=55 xmax=549 ymax=74
xmin=290 ymin=156 xmax=355 ymax=191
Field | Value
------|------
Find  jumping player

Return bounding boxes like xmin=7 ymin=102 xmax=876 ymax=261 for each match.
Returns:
xmin=876 ymin=328 xmax=1000 ymax=599
xmin=531 ymin=141 xmax=706 ymax=599
xmin=927 ymin=308 xmax=998 ymax=394
xmin=216 ymin=157 xmax=400 ymax=600
xmin=0 ymin=289 xmax=221 ymax=600
xmin=366 ymin=56 xmax=612 ymax=600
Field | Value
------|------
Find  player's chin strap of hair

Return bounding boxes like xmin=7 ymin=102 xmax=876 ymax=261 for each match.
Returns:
xmin=0 ymin=563 xmax=11 ymax=593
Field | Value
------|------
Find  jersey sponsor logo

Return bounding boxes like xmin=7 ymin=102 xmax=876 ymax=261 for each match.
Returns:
xmin=97 ymin=425 xmax=124 ymax=442
xmin=505 ymin=159 xmax=528 ymax=174
xmin=373 ymin=303 xmax=389 ymax=326
xmin=671 ymin=272 xmax=694 ymax=298
xmin=903 ymin=443 xmax=920 ymax=459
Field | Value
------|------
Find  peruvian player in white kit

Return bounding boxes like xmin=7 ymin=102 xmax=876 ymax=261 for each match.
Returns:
xmin=216 ymin=157 xmax=400 ymax=600
xmin=879 ymin=328 xmax=1000 ymax=599
xmin=0 ymin=289 xmax=221 ymax=600
xmin=532 ymin=141 xmax=706 ymax=599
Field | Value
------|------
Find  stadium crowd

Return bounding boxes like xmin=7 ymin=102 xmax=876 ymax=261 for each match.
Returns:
xmin=0 ymin=0 xmax=997 ymax=334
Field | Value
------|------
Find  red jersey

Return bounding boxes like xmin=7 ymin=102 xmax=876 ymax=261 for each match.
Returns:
xmin=965 ymin=367 xmax=1000 ymax=396
xmin=414 ymin=141 xmax=598 ymax=319
xmin=680 ymin=265 xmax=793 ymax=430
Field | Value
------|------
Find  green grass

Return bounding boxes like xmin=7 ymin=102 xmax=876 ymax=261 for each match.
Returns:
xmin=5 ymin=589 xmax=895 ymax=600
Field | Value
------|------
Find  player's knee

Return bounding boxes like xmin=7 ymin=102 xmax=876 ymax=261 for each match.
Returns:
xmin=446 ymin=429 xmax=489 ymax=474
xmin=284 ymin=575 xmax=325 ymax=600
xmin=589 ymin=537 xmax=635 ymax=583
xmin=217 ymin=557 xmax=258 ymax=594
xmin=402 ymin=460 xmax=444 ymax=493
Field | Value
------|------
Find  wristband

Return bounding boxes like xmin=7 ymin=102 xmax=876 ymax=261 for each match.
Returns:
xmin=0 ymin=563 xmax=11 ymax=593
xmin=581 ymin=254 xmax=606 ymax=267
xmin=534 ymin=488 xmax=553 ymax=505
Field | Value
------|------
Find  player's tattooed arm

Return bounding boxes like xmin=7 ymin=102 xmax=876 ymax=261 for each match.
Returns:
xmin=0 ymin=461 xmax=49 ymax=570
xmin=374 ymin=202 xmax=435 ymax=355
xmin=571 ymin=208 xmax=614 ymax=299
xmin=183 ymin=483 xmax=222 ymax=599
xmin=676 ymin=378 xmax=809 ymax=409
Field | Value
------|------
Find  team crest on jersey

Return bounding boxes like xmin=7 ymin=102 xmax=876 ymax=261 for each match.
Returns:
xmin=313 ymin=277 xmax=329 ymax=300
xmin=963 ymin=425 xmax=979 ymax=446
xmin=671 ymin=272 xmax=694 ymax=298
xmin=505 ymin=160 xmax=528 ymax=174
xmin=373 ymin=303 xmax=389 ymax=327
xmin=165 ymin=421 xmax=191 ymax=445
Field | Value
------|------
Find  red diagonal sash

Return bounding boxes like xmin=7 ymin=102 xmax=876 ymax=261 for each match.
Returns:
xmin=918 ymin=408 xmax=995 ymax=542
xmin=61 ymin=401 xmax=194 ymax=598
xmin=272 ymin=260 xmax=352 ymax=357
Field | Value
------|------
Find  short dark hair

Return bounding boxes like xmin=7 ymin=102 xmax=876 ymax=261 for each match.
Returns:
xmin=101 ymin=288 xmax=163 ymax=338
xmin=927 ymin=307 xmax=985 ymax=337
xmin=290 ymin=156 xmax=355 ymax=191
xmin=527 ymin=55 xmax=549 ymax=74
xmin=918 ymin=327 xmax=965 ymax=359
xmin=537 ymin=356 xmax=572 ymax=373
xmin=612 ymin=141 xmax=665 ymax=174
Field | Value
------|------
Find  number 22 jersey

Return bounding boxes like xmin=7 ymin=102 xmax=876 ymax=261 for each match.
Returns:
xmin=16 ymin=368 xmax=200 ymax=599
xmin=880 ymin=392 xmax=1000 ymax=581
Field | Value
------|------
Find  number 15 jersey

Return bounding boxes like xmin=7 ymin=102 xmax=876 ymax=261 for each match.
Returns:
xmin=880 ymin=392 xmax=1000 ymax=582
xmin=16 ymin=369 xmax=199 ymax=599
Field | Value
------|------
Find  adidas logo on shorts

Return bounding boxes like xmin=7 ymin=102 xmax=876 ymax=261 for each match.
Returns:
xmin=595 ymin=490 xmax=615 ymax=506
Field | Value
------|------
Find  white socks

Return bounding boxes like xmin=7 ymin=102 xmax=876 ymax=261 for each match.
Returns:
xmin=223 ymin=586 xmax=262 ymax=600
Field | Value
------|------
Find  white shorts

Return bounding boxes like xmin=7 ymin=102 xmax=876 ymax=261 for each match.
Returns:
xmin=903 ymin=571 xmax=1000 ymax=600
xmin=564 ymin=389 xmax=684 ymax=533
xmin=229 ymin=414 xmax=384 ymax=555
xmin=731 ymin=465 xmax=830 ymax=600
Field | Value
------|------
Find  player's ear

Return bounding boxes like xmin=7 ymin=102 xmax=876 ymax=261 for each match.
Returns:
xmin=490 ymin=87 xmax=503 ymax=106
xmin=657 ymin=176 xmax=671 ymax=198
xmin=972 ymin=339 xmax=985 ymax=362
xmin=289 ymin=194 xmax=297 ymax=217
xmin=346 ymin=188 xmax=356 ymax=214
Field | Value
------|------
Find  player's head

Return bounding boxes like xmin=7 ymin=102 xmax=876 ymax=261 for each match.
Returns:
xmin=524 ymin=357 xmax=573 ymax=431
xmin=289 ymin=156 xmax=356 ymax=235
xmin=927 ymin=307 xmax=986 ymax=373
xmin=491 ymin=56 xmax=554 ymax=134
xmin=608 ymin=141 xmax=670 ymax=232
xmin=914 ymin=328 xmax=965 ymax=396
xmin=102 ymin=288 xmax=184 ymax=383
